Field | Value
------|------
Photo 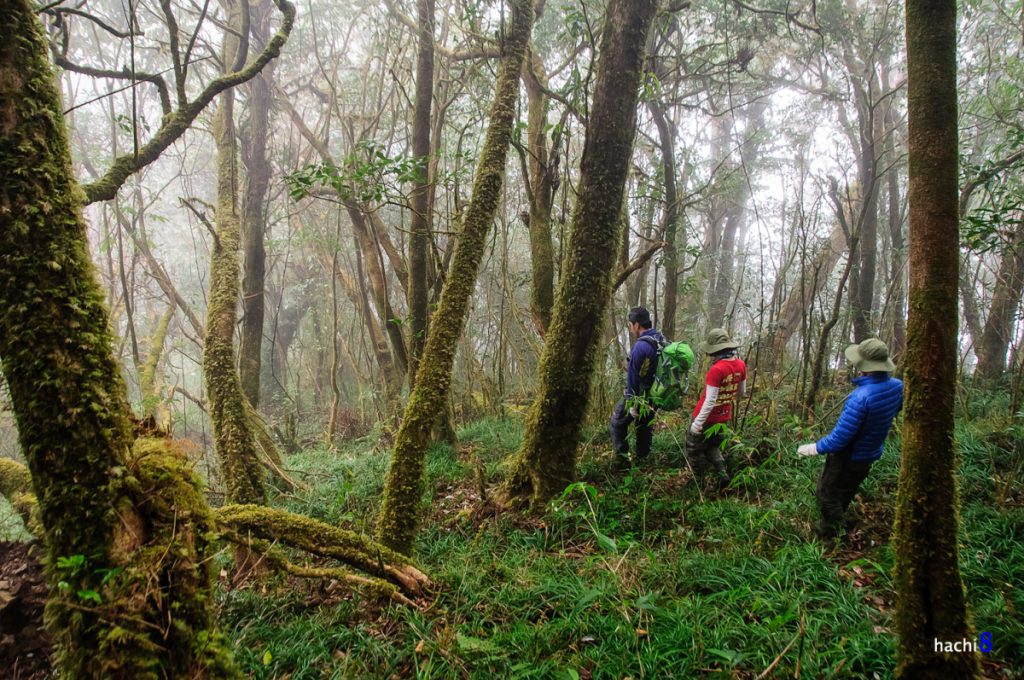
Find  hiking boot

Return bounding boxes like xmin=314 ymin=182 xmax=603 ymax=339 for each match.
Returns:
xmin=613 ymin=453 xmax=632 ymax=472
xmin=813 ymin=519 xmax=842 ymax=540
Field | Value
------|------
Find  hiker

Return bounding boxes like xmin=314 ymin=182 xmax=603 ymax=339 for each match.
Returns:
xmin=611 ymin=307 xmax=664 ymax=467
xmin=686 ymin=328 xmax=747 ymax=489
xmin=797 ymin=338 xmax=903 ymax=538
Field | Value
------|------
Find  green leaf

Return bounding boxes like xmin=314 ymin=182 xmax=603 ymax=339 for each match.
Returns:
xmin=594 ymin=531 xmax=618 ymax=554
xmin=456 ymin=633 xmax=501 ymax=655
xmin=262 ymin=650 xmax=273 ymax=665
xmin=77 ymin=589 xmax=101 ymax=604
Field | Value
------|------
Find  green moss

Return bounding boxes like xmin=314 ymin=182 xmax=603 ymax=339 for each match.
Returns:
xmin=202 ymin=14 xmax=267 ymax=507
xmin=78 ymin=437 xmax=240 ymax=679
xmin=139 ymin=305 xmax=174 ymax=423
xmin=0 ymin=457 xmax=42 ymax=536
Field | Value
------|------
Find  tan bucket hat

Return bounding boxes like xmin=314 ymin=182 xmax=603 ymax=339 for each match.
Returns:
xmin=700 ymin=327 xmax=740 ymax=354
xmin=845 ymin=337 xmax=896 ymax=372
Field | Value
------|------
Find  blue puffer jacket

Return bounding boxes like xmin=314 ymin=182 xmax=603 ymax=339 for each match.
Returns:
xmin=816 ymin=374 xmax=904 ymax=462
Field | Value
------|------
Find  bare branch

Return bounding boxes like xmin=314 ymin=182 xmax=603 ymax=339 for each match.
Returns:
xmin=80 ymin=0 xmax=296 ymax=204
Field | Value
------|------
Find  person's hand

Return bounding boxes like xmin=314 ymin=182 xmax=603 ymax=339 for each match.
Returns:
xmin=689 ymin=422 xmax=702 ymax=436
xmin=629 ymin=406 xmax=639 ymax=419
xmin=797 ymin=443 xmax=818 ymax=457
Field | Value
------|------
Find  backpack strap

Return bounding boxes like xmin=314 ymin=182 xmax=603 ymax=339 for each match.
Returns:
xmin=637 ymin=335 xmax=664 ymax=351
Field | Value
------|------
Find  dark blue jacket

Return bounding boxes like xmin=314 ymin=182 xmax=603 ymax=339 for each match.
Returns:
xmin=627 ymin=329 xmax=664 ymax=399
xmin=816 ymin=374 xmax=904 ymax=462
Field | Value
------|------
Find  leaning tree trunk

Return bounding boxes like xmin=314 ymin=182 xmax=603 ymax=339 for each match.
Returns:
xmin=375 ymin=0 xmax=533 ymax=556
xmin=204 ymin=0 xmax=267 ymax=505
xmin=504 ymin=0 xmax=660 ymax=505
xmin=0 ymin=2 xmax=235 ymax=675
xmin=893 ymin=0 xmax=979 ymax=675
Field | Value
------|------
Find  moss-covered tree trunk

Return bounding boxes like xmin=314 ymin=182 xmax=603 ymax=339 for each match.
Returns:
xmin=523 ymin=42 xmax=557 ymax=337
xmin=376 ymin=0 xmax=533 ymax=555
xmin=892 ymin=0 xmax=979 ymax=675
xmin=504 ymin=0 xmax=660 ymax=505
xmin=204 ymin=0 xmax=267 ymax=505
xmin=238 ymin=0 xmax=276 ymax=408
xmin=138 ymin=304 xmax=175 ymax=427
xmin=0 ymin=3 xmax=235 ymax=675
xmin=408 ymin=0 xmax=435 ymax=388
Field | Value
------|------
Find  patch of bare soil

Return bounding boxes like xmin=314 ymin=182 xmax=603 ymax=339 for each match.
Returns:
xmin=0 ymin=541 xmax=52 ymax=680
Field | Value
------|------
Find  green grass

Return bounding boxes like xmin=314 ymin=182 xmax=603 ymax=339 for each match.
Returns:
xmin=220 ymin=405 xmax=1024 ymax=679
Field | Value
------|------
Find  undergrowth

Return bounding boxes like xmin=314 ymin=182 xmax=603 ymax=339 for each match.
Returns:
xmin=217 ymin=401 xmax=1023 ymax=679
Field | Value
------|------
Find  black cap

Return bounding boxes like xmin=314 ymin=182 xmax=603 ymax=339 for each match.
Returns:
xmin=628 ymin=306 xmax=652 ymax=327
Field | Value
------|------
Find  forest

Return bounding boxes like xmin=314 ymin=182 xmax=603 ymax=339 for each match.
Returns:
xmin=0 ymin=0 xmax=1021 ymax=677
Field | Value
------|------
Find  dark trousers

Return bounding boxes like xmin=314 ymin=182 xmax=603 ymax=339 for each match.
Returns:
xmin=815 ymin=452 xmax=873 ymax=530
xmin=684 ymin=429 xmax=727 ymax=479
xmin=610 ymin=399 xmax=655 ymax=459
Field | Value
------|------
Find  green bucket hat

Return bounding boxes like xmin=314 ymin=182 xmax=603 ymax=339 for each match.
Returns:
xmin=845 ymin=338 xmax=896 ymax=372
xmin=700 ymin=328 xmax=740 ymax=355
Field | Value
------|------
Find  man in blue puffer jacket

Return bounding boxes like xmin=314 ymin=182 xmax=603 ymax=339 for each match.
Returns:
xmin=797 ymin=338 xmax=903 ymax=538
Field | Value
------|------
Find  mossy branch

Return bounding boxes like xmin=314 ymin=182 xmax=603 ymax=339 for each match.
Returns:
xmin=222 ymin=534 xmax=417 ymax=607
xmin=79 ymin=0 xmax=296 ymax=205
xmin=214 ymin=504 xmax=430 ymax=599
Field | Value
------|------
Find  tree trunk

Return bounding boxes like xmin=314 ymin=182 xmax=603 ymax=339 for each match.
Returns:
xmin=523 ymin=45 xmax=557 ymax=336
xmin=375 ymin=0 xmax=533 ymax=555
xmin=346 ymin=202 xmax=409 ymax=385
xmin=204 ymin=0 xmax=267 ymax=506
xmin=847 ymin=64 xmax=885 ymax=342
xmin=884 ymin=75 xmax=907 ymax=359
xmin=974 ymin=216 xmax=1024 ymax=382
xmin=649 ymin=98 xmax=679 ymax=339
xmin=771 ymin=222 xmax=846 ymax=359
xmin=504 ymin=0 xmax=660 ymax=505
xmin=139 ymin=304 xmax=175 ymax=427
xmin=708 ymin=101 xmax=765 ymax=327
xmin=893 ymin=0 xmax=979 ymax=673
xmin=0 ymin=3 xmax=235 ymax=673
xmin=238 ymin=0 xmax=276 ymax=408
xmin=408 ymin=0 xmax=435 ymax=387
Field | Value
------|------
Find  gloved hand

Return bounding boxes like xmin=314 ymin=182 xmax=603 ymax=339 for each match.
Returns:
xmin=797 ymin=442 xmax=818 ymax=457
xmin=689 ymin=422 xmax=703 ymax=436
xmin=629 ymin=406 xmax=639 ymax=419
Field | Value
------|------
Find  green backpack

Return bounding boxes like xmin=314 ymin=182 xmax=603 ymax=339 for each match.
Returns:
xmin=639 ymin=336 xmax=695 ymax=411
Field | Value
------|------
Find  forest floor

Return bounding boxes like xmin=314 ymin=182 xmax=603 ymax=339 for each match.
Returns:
xmin=1 ymin=392 xmax=1021 ymax=679
xmin=219 ymin=392 xmax=1023 ymax=679
xmin=0 ymin=541 xmax=51 ymax=680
